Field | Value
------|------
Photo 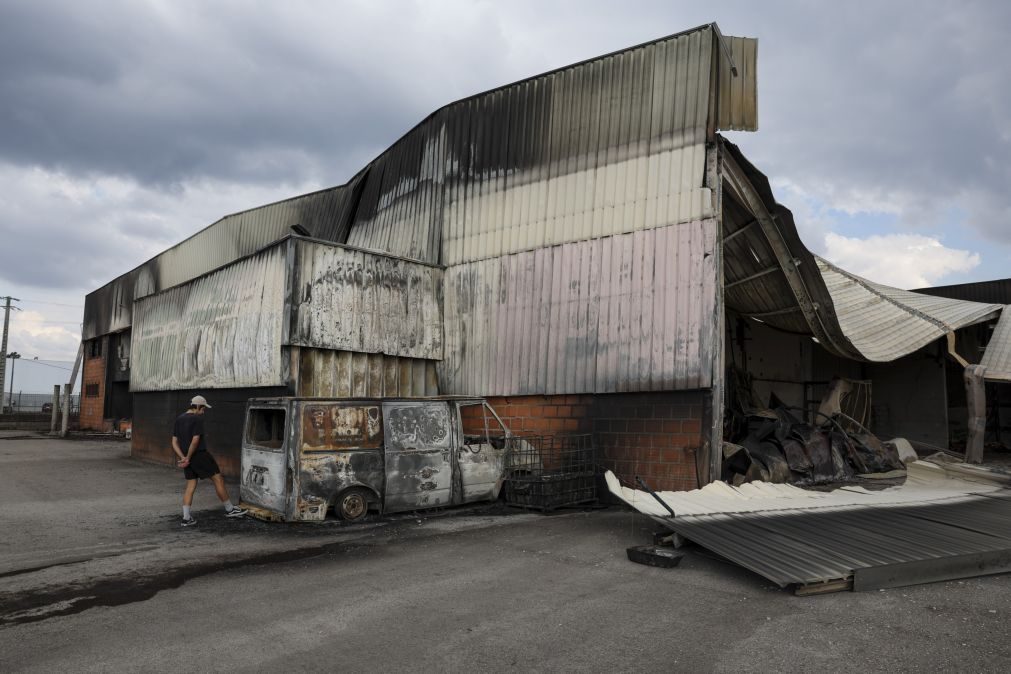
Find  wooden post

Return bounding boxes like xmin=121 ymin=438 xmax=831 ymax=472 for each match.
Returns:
xmin=60 ymin=342 xmax=84 ymax=438
xmin=50 ymin=384 xmax=60 ymax=434
xmin=964 ymin=364 xmax=987 ymax=464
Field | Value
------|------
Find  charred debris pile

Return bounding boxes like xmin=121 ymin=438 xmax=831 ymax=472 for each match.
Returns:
xmin=723 ymin=373 xmax=906 ymax=486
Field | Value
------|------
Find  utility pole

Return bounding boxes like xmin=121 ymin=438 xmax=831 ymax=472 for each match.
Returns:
xmin=7 ymin=351 xmax=19 ymax=412
xmin=0 ymin=296 xmax=20 ymax=414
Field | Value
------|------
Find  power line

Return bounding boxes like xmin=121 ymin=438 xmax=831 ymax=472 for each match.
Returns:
xmin=6 ymin=359 xmax=74 ymax=373
xmin=17 ymin=298 xmax=83 ymax=309
xmin=14 ymin=319 xmax=83 ymax=325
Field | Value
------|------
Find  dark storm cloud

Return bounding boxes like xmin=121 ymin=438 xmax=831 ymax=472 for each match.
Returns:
xmin=1 ymin=0 xmax=1009 ymax=298
xmin=0 ymin=0 xmax=505 ymax=187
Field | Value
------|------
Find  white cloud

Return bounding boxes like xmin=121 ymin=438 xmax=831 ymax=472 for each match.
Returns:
xmin=822 ymin=233 xmax=981 ymax=289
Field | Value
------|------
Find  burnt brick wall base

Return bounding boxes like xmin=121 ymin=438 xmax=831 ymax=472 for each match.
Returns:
xmin=80 ymin=337 xmax=109 ymax=431
xmin=477 ymin=391 xmax=705 ymax=492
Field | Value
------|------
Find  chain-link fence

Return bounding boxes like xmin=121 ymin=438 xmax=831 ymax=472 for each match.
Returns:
xmin=1 ymin=392 xmax=80 ymax=415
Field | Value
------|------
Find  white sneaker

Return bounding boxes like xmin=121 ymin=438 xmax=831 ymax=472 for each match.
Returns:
xmin=226 ymin=507 xmax=247 ymax=518
xmin=181 ymin=516 xmax=198 ymax=527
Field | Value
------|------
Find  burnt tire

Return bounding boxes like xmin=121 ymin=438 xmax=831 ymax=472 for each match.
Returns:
xmin=335 ymin=488 xmax=371 ymax=522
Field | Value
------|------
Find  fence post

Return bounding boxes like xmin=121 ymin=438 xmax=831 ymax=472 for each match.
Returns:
xmin=50 ymin=384 xmax=61 ymax=433
xmin=60 ymin=342 xmax=83 ymax=438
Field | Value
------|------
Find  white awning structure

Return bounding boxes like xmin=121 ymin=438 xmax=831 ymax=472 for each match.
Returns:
xmin=979 ymin=306 xmax=1011 ymax=381
xmin=817 ymin=259 xmax=1003 ymax=362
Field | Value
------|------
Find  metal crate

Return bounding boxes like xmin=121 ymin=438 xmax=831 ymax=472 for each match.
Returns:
xmin=503 ymin=434 xmax=597 ymax=511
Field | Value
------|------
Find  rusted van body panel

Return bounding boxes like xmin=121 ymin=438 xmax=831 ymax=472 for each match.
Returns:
xmin=239 ymin=396 xmax=511 ymax=522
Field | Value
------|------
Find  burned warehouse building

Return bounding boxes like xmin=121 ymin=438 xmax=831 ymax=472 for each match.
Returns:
xmin=81 ymin=23 xmax=1011 ymax=488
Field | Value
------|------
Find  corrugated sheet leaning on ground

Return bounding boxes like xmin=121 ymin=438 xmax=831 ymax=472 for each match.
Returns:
xmin=296 ymin=348 xmax=438 ymax=398
xmin=130 ymin=244 xmax=288 ymax=391
xmin=816 ymin=258 xmax=1002 ymax=362
xmin=980 ymin=306 xmax=1011 ymax=380
xmin=607 ymin=462 xmax=1011 ymax=587
xmin=288 ymin=239 xmax=444 ymax=361
xmin=440 ymin=220 xmax=719 ymax=395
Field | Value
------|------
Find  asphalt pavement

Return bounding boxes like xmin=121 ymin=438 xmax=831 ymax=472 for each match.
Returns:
xmin=0 ymin=433 xmax=1008 ymax=672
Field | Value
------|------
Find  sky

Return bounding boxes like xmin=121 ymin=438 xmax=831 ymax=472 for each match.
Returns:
xmin=1 ymin=0 xmax=1009 ymax=363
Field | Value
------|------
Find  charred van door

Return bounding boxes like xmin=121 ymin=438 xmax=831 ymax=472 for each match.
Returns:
xmin=382 ymin=401 xmax=454 ymax=513
xmin=240 ymin=404 xmax=291 ymax=516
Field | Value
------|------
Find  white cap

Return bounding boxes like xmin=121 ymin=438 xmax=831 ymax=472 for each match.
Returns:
xmin=190 ymin=395 xmax=212 ymax=409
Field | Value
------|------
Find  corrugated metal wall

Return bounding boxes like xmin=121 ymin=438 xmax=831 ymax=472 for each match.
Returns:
xmin=288 ymin=239 xmax=444 ymax=360
xmin=130 ymin=245 xmax=288 ymax=391
xmin=296 ymin=347 xmax=438 ymax=397
xmin=345 ymin=26 xmax=719 ymax=267
xmin=84 ymin=184 xmax=360 ymax=339
xmin=980 ymin=308 xmax=1011 ymax=380
xmin=717 ymin=37 xmax=758 ymax=131
xmin=441 ymin=219 xmax=719 ymax=395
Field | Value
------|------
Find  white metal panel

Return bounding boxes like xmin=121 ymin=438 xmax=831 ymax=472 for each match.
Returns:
xmin=440 ymin=219 xmax=719 ymax=395
xmin=980 ymin=307 xmax=1011 ymax=380
xmin=817 ymin=258 xmax=1002 ymax=362
xmin=289 ymin=240 xmax=444 ymax=361
xmin=606 ymin=460 xmax=1007 ymax=519
xmin=130 ymin=245 xmax=287 ymax=391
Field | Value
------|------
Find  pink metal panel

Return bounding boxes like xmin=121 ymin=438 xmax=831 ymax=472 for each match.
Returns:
xmin=439 ymin=219 xmax=719 ymax=395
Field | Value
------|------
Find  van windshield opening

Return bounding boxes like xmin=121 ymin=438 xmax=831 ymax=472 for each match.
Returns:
xmin=247 ymin=408 xmax=286 ymax=450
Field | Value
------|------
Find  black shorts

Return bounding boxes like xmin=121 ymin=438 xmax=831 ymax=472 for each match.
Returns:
xmin=184 ymin=452 xmax=221 ymax=480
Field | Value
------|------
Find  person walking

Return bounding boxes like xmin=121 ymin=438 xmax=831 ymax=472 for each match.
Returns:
xmin=172 ymin=395 xmax=246 ymax=526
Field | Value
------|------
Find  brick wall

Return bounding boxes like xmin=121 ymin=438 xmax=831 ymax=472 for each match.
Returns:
xmin=474 ymin=391 xmax=705 ymax=492
xmin=80 ymin=337 xmax=109 ymax=431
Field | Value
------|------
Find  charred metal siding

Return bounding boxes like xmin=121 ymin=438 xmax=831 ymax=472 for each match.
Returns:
xmin=441 ymin=220 xmax=719 ymax=395
xmin=716 ymin=37 xmax=758 ymax=131
xmin=913 ymin=278 xmax=1011 ymax=305
xmin=345 ymin=25 xmax=721 ymax=266
xmin=296 ymin=348 xmax=438 ymax=397
xmin=83 ymin=185 xmax=359 ymax=340
xmin=130 ymin=245 xmax=288 ymax=391
xmin=288 ymin=239 xmax=443 ymax=360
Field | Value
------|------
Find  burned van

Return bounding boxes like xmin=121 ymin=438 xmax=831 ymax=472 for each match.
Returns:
xmin=239 ymin=396 xmax=514 ymax=522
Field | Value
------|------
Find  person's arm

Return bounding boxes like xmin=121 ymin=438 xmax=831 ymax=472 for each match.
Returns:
xmin=172 ymin=436 xmax=185 ymax=460
xmin=184 ymin=435 xmax=200 ymax=461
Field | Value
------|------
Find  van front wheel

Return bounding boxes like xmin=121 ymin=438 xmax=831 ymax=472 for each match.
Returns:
xmin=335 ymin=488 xmax=370 ymax=522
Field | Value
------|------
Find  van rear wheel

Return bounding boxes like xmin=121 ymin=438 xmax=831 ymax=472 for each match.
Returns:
xmin=335 ymin=488 xmax=370 ymax=521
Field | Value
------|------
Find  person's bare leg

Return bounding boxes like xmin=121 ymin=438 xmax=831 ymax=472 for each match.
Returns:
xmin=183 ymin=479 xmax=198 ymax=506
xmin=210 ymin=473 xmax=231 ymax=503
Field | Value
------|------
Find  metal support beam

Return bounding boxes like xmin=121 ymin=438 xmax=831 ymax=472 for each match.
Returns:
xmin=964 ymin=364 xmax=987 ymax=464
xmin=725 ymin=265 xmax=781 ymax=290
xmin=722 ymin=219 xmax=758 ymax=245
xmin=743 ymin=306 xmax=803 ymax=319
xmin=721 ymin=152 xmax=852 ymax=358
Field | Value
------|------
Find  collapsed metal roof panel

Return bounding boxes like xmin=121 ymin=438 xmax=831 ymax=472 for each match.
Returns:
xmin=816 ymin=258 xmax=1002 ymax=362
xmin=980 ymin=306 xmax=1011 ymax=380
xmin=607 ymin=463 xmax=1011 ymax=589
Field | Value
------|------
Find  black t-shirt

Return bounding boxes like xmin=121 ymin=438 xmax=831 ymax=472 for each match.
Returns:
xmin=173 ymin=412 xmax=207 ymax=453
